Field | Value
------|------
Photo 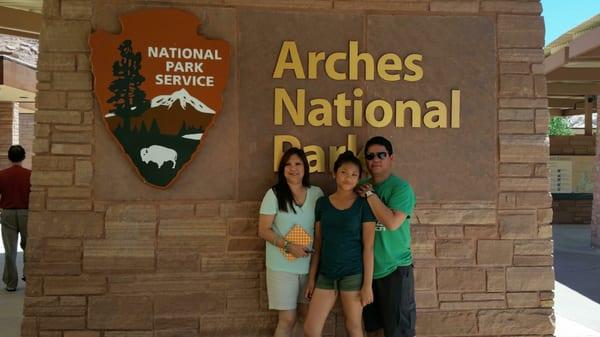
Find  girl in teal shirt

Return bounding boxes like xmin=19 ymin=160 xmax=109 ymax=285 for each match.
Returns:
xmin=304 ymin=151 xmax=376 ymax=337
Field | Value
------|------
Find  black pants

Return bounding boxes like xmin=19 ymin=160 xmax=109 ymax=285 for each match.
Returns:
xmin=363 ymin=265 xmax=416 ymax=337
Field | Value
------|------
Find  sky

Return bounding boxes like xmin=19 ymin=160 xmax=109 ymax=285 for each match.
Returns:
xmin=542 ymin=0 xmax=600 ymax=45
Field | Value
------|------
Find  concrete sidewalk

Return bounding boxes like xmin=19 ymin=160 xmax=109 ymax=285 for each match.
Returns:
xmin=553 ymin=225 xmax=600 ymax=337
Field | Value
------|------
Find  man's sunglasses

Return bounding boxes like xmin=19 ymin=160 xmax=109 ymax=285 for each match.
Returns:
xmin=365 ymin=152 xmax=388 ymax=160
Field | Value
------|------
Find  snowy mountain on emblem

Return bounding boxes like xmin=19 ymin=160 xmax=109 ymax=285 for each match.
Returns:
xmin=151 ymin=88 xmax=216 ymax=114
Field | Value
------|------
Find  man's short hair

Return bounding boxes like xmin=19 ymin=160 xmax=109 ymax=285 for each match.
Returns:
xmin=364 ymin=136 xmax=394 ymax=156
xmin=8 ymin=145 xmax=26 ymax=163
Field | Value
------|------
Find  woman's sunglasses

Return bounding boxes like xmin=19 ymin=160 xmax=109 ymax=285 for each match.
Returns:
xmin=365 ymin=152 xmax=388 ymax=160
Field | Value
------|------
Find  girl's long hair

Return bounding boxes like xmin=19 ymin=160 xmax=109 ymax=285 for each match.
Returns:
xmin=273 ymin=147 xmax=310 ymax=213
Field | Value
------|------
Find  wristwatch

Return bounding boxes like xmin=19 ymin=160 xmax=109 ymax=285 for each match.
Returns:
xmin=365 ymin=190 xmax=375 ymax=198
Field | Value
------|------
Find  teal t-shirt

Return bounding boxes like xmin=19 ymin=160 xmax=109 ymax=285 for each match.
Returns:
xmin=362 ymin=175 xmax=416 ymax=279
xmin=315 ymin=196 xmax=375 ymax=279
xmin=259 ymin=185 xmax=324 ymax=274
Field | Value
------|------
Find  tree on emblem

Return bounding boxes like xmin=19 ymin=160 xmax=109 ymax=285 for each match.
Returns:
xmin=107 ymin=39 xmax=150 ymax=131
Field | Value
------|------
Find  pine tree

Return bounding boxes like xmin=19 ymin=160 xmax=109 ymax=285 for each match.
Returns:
xmin=107 ymin=40 xmax=150 ymax=131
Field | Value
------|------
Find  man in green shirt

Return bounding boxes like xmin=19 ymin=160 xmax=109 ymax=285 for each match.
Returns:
xmin=357 ymin=136 xmax=416 ymax=337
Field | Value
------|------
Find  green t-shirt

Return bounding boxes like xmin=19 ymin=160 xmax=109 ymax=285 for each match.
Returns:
xmin=259 ymin=185 xmax=324 ymax=274
xmin=315 ymin=196 xmax=375 ymax=279
xmin=362 ymin=174 xmax=416 ymax=279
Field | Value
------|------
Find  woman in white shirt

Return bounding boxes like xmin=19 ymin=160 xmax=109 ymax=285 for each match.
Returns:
xmin=258 ymin=147 xmax=324 ymax=337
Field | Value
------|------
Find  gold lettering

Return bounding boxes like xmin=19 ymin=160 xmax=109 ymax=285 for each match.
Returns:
xmin=304 ymin=145 xmax=326 ymax=173
xmin=377 ymin=53 xmax=402 ymax=81
xmin=325 ymin=52 xmax=347 ymax=80
xmin=395 ymin=101 xmax=421 ymax=128
xmin=424 ymin=101 xmax=448 ymax=128
xmin=308 ymin=99 xmax=332 ymax=126
xmin=349 ymin=41 xmax=374 ymax=81
xmin=451 ymin=89 xmax=461 ymax=128
xmin=353 ymin=88 xmax=364 ymax=127
xmin=327 ymin=134 xmax=358 ymax=172
xmin=308 ymin=52 xmax=325 ymax=79
xmin=274 ymin=88 xmax=305 ymax=126
xmin=274 ymin=135 xmax=302 ymax=171
xmin=273 ymin=41 xmax=306 ymax=79
xmin=334 ymin=93 xmax=352 ymax=127
xmin=365 ymin=100 xmax=393 ymax=128
xmin=404 ymin=54 xmax=423 ymax=82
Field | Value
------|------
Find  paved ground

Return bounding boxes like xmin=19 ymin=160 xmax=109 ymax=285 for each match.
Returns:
xmin=553 ymin=225 xmax=600 ymax=337
xmin=0 ymin=226 xmax=599 ymax=337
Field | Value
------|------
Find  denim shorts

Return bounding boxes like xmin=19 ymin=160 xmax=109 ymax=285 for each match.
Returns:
xmin=315 ymin=273 xmax=363 ymax=291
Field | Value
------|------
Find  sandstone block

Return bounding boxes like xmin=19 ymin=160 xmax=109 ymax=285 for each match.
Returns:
xmin=499 ymin=62 xmax=530 ymax=74
xmin=416 ymin=311 xmax=477 ymax=335
xmin=220 ymin=202 xmax=260 ymax=218
xmin=155 ymin=292 xmax=225 ymax=316
xmin=500 ymin=98 xmax=547 ymax=108
xmin=534 ymin=163 xmax=548 ymax=177
xmin=104 ymin=332 xmax=153 ymax=337
xmin=36 ymin=91 xmax=67 ymax=110
xmin=52 ymin=72 xmax=92 ymax=91
xmin=500 ymin=177 xmax=549 ymax=192
xmin=33 ymin=138 xmax=49 ymax=153
xmin=499 ymin=135 xmax=548 ymax=163
xmin=61 ymin=0 xmax=93 ymax=19
xmin=52 ymin=131 xmax=92 ymax=143
xmin=27 ymin=262 xmax=81 ymax=275
xmin=47 ymin=199 xmax=92 ymax=211
xmin=414 ymin=267 xmax=435 ymax=290
xmin=45 ymin=275 xmax=106 ymax=295
xmin=84 ymin=240 xmax=155 ymax=272
xmin=514 ymin=240 xmax=552 ymax=255
xmin=534 ymin=75 xmax=547 ymax=97
xmin=499 ymin=108 xmax=535 ymax=121
xmin=21 ymin=317 xmax=38 ymax=337
xmin=31 ymin=171 xmax=72 ymax=186
xmin=487 ymin=269 xmax=506 ymax=291
xmin=202 ymin=256 xmax=264 ymax=272
xmin=227 ymin=289 xmax=260 ymax=312
xmin=499 ymin=163 xmax=531 ymax=177
xmin=333 ymin=1 xmax=428 ymax=10
xmin=462 ymin=292 xmax=505 ymax=301
xmin=437 ymin=268 xmax=486 ymax=292
xmin=516 ymin=192 xmax=552 ymax=208
xmin=537 ymin=208 xmax=553 ymax=224
xmin=535 ymin=109 xmax=550 ymax=134
xmin=436 ymin=240 xmax=474 ymax=258
xmin=26 ymin=277 xmax=43 ymax=296
xmin=499 ymin=192 xmax=516 ymax=209
xmin=48 ymin=187 xmax=91 ymax=198
xmin=477 ymin=240 xmax=513 ymax=265
xmin=507 ymin=292 xmax=539 ymax=308
xmin=88 ymin=296 xmax=153 ymax=329
xmin=51 ymin=144 xmax=92 ymax=155
xmin=24 ymin=305 xmax=86 ymax=317
xmin=430 ymin=0 xmax=478 ymax=12
xmin=478 ymin=309 xmax=553 ymax=334
xmin=27 ymin=211 xmax=103 ymax=238
xmin=514 ymin=255 xmax=553 ymax=266
xmin=29 ymin=191 xmax=46 ymax=211
xmin=32 ymin=156 xmax=74 ymax=171
xmin=499 ymin=211 xmax=537 ymax=239
xmin=195 ymin=202 xmax=220 ymax=217
xmin=159 ymin=217 xmax=226 ymax=238
xmin=60 ymin=296 xmax=87 ymax=306
xmin=499 ymin=121 xmax=534 ymax=134
xmin=159 ymin=204 xmax=195 ymax=219
xmin=507 ymin=267 xmax=554 ymax=291
xmin=41 ymin=20 xmax=91 ymax=52
xmin=499 ymin=48 xmax=544 ymax=63
xmin=228 ymin=238 xmax=264 ymax=252
xmin=228 ymin=218 xmax=258 ymax=236
xmin=440 ymin=300 xmax=505 ymax=310
xmin=75 ymin=160 xmax=92 ymax=186
xmin=500 ymin=74 xmax=534 ymax=97
xmin=76 ymin=54 xmax=91 ymax=71
xmin=498 ymin=15 xmax=544 ymax=48
xmin=438 ymin=293 xmax=461 ymax=301
xmin=37 ymin=53 xmax=75 ymax=71
xmin=39 ymin=317 xmax=85 ymax=330
xmin=465 ymin=226 xmax=498 ymax=239
xmin=416 ymin=290 xmax=438 ymax=308
xmin=481 ymin=0 xmax=542 ymax=14
xmin=36 ymin=124 xmax=51 ymax=137
xmin=415 ymin=209 xmax=495 ymax=225
xmin=157 ymin=250 xmax=199 ymax=272
xmin=154 ymin=317 xmax=198 ymax=330
xmin=434 ymin=226 xmax=463 ymax=239
xmin=199 ymin=313 xmax=277 ymax=337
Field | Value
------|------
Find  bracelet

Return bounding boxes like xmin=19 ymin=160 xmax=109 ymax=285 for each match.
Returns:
xmin=283 ymin=240 xmax=290 ymax=253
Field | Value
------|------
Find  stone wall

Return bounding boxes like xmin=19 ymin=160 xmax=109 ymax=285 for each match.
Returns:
xmin=19 ymin=111 xmax=35 ymax=169
xmin=0 ymin=102 xmax=14 ymax=168
xmin=550 ymin=135 xmax=595 ymax=155
xmin=24 ymin=1 xmax=554 ymax=337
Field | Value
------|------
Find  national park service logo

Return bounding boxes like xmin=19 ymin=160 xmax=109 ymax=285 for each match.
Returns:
xmin=90 ymin=9 xmax=230 ymax=188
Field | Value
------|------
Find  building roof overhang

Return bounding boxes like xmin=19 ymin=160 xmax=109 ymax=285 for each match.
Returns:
xmin=545 ymin=15 xmax=600 ymax=117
